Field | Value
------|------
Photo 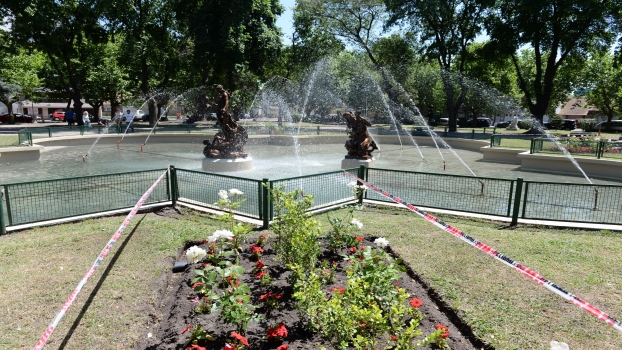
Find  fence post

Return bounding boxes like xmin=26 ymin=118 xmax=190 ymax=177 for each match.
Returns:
xmin=80 ymin=125 xmax=85 ymax=136
xmin=28 ymin=130 xmax=32 ymax=146
xmin=493 ymin=126 xmax=497 ymax=134
xmin=262 ymin=178 xmax=270 ymax=229
xmin=471 ymin=129 xmax=475 ymax=139
xmin=169 ymin=165 xmax=178 ymax=206
xmin=357 ymin=165 xmax=366 ymax=205
xmin=317 ymin=126 xmax=320 ymax=135
xmin=0 ymin=191 xmax=6 ymax=234
xmin=444 ymin=127 xmax=448 ymax=137
xmin=3 ymin=185 xmax=12 ymax=226
xmin=597 ymin=141 xmax=603 ymax=159
xmin=510 ymin=178 xmax=523 ymax=226
xmin=490 ymin=135 xmax=494 ymax=147
xmin=48 ymin=127 xmax=52 ymax=138
xmin=529 ymin=139 xmax=534 ymax=154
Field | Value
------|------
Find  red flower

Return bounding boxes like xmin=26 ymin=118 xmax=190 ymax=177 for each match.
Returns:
xmin=192 ymin=282 xmax=205 ymax=289
xmin=254 ymin=270 xmax=267 ymax=279
xmin=436 ymin=324 xmax=448 ymax=331
xmin=330 ymin=286 xmax=345 ymax=294
xmin=436 ymin=324 xmax=450 ymax=338
xmin=250 ymin=245 xmax=264 ymax=254
xmin=181 ymin=324 xmax=192 ymax=334
xmin=201 ymin=262 xmax=212 ymax=267
xmin=200 ymin=239 xmax=208 ymax=244
xmin=267 ymin=323 xmax=288 ymax=339
xmin=258 ymin=234 xmax=268 ymax=240
xmin=356 ymin=236 xmax=363 ymax=242
xmin=223 ymin=344 xmax=235 ymax=350
xmin=276 ymin=345 xmax=288 ymax=350
xmin=186 ymin=345 xmax=207 ymax=350
xmin=259 ymin=291 xmax=283 ymax=301
xmin=255 ymin=260 xmax=265 ymax=269
xmin=231 ymin=331 xmax=249 ymax=346
xmin=410 ymin=298 xmax=422 ymax=308
xmin=391 ymin=335 xmax=398 ymax=341
xmin=349 ymin=247 xmax=357 ymax=253
xmin=441 ymin=331 xmax=450 ymax=339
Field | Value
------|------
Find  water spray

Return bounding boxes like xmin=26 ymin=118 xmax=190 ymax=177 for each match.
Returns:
xmin=117 ymin=140 xmax=121 ymax=149
xmin=141 ymin=143 xmax=145 ymax=152
xmin=82 ymin=154 xmax=88 ymax=162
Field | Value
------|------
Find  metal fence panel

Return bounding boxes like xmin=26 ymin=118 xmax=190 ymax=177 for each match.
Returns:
xmin=366 ymin=168 xmax=515 ymax=217
xmin=272 ymin=168 xmax=359 ymax=213
xmin=521 ymin=182 xmax=622 ymax=224
xmin=2 ymin=169 xmax=170 ymax=226
xmin=176 ymin=169 xmax=263 ymax=219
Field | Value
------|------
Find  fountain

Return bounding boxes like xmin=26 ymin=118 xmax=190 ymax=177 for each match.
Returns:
xmin=341 ymin=110 xmax=378 ymax=169
xmin=201 ymin=84 xmax=252 ymax=172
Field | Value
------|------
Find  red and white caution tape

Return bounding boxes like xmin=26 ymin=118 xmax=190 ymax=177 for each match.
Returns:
xmin=34 ymin=168 xmax=170 ymax=350
xmin=345 ymin=171 xmax=622 ymax=334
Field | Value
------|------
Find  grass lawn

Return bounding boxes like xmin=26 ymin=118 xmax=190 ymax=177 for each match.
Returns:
xmin=1 ymin=205 xmax=621 ymax=349
xmin=0 ymin=135 xmax=19 ymax=147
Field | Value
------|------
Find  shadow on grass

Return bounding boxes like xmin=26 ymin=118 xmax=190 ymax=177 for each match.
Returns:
xmin=57 ymin=214 xmax=147 ymax=349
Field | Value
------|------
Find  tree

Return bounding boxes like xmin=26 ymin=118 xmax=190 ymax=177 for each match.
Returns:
xmin=385 ymin=0 xmax=494 ymax=131
xmin=578 ymin=51 xmax=622 ymax=131
xmin=0 ymin=44 xmax=45 ymax=123
xmin=485 ymin=0 xmax=619 ymax=128
xmin=1 ymin=0 xmax=109 ymax=124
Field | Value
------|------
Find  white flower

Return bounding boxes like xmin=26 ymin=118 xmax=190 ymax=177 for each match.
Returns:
xmin=218 ymin=190 xmax=228 ymax=200
xmin=228 ymin=188 xmax=244 ymax=197
xmin=550 ymin=341 xmax=569 ymax=350
xmin=186 ymin=245 xmax=207 ymax=264
xmin=347 ymin=181 xmax=358 ymax=188
xmin=351 ymin=218 xmax=363 ymax=229
xmin=356 ymin=185 xmax=367 ymax=191
xmin=374 ymin=237 xmax=389 ymax=248
xmin=207 ymin=229 xmax=235 ymax=242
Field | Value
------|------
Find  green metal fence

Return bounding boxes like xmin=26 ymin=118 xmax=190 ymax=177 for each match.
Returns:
xmin=1 ymin=169 xmax=171 ymax=226
xmin=18 ymin=129 xmax=32 ymax=146
xmin=365 ymin=168 xmax=516 ymax=217
xmin=271 ymin=168 xmax=360 ymax=214
xmin=175 ymin=168 xmax=264 ymax=219
xmin=2 ymin=165 xmax=622 ymax=233
xmin=521 ymin=181 xmax=622 ymax=224
xmin=490 ymin=134 xmax=536 ymax=150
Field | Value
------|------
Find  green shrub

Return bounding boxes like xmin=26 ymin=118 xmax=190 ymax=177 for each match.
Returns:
xmin=269 ymin=186 xmax=321 ymax=273
xmin=578 ymin=118 xmax=597 ymax=131
xmin=518 ymin=118 xmax=534 ymax=129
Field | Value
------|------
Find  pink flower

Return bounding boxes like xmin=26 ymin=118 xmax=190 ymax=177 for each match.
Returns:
xmin=254 ymin=270 xmax=267 ymax=279
xmin=276 ymin=345 xmax=288 ymax=350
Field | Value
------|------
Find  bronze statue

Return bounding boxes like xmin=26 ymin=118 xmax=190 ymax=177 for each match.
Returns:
xmin=343 ymin=110 xmax=378 ymax=159
xmin=203 ymin=84 xmax=248 ymax=158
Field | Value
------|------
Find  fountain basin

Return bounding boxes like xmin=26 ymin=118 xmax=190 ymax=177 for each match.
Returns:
xmin=341 ymin=158 xmax=376 ymax=169
xmin=202 ymin=157 xmax=254 ymax=172
xmin=481 ymin=147 xmax=524 ymax=164
xmin=518 ymin=152 xmax=622 ymax=180
xmin=0 ymin=145 xmax=43 ymax=161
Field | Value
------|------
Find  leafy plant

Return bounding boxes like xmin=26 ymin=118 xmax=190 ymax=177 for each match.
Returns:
xmin=269 ymin=185 xmax=321 ymax=274
xmin=214 ymin=189 xmax=253 ymax=253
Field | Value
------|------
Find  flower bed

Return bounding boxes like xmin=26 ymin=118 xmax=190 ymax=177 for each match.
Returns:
xmin=137 ymin=188 xmax=478 ymax=350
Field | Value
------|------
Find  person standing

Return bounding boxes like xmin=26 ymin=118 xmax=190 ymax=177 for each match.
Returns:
xmin=123 ymin=109 xmax=134 ymax=132
xmin=82 ymin=111 xmax=91 ymax=128
xmin=65 ymin=108 xmax=75 ymax=126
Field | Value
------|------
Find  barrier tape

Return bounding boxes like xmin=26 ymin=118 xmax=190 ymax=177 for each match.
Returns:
xmin=344 ymin=171 xmax=622 ymax=334
xmin=33 ymin=168 xmax=170 ymax=350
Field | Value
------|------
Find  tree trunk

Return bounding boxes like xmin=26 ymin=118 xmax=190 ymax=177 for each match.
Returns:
xmin=72 ymin=93 xmax=84 ymax=126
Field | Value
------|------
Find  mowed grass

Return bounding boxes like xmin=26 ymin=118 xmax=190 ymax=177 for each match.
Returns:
xmin=1 ymin=204 xmax=622 ymax=349
xmin=317 ymin=205 xmax=622 ymax=350
xmin=0 ymin=207 xmax=224 ymax=349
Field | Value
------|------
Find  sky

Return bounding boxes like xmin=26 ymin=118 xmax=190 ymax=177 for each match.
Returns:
xmin=276 ymin=0 xmax=296 ymax=42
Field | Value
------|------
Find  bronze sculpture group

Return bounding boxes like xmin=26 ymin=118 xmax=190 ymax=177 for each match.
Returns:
xmin=202 ymin=84 xmax=375 ymax=162
xmin=343 ymin=110 xmax=377 ymax=159
xmin=203 ymin=85 xmax=249 ymax=159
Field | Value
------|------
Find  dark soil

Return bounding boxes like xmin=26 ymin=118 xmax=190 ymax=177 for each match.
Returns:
xmin=136 ymin=238 xmax=482 ymax=350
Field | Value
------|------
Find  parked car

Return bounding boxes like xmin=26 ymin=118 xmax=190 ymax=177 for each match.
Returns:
xmin=496 ymin=121 xmax=511 ymax=128
xmin=207 ymin=113 xmax=217 ymax=121
xmin=545 ymin=119 xmax=577 ymax=130
xmin=595 ymin=120 xmax=622 ymax=131
xmin=50 ymin=110 xmax=65 ymax=121
xmin=475 ymin=118 xmax=493 ymax=127
xmin=0 ymin=113 xmax=32 ymax=123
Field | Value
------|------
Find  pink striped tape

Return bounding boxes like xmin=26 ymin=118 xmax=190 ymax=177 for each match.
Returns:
xmin=34 ymin=168 xmax=170 ymax=349
xmin=345 ymin=171 xmax=622 ymax=334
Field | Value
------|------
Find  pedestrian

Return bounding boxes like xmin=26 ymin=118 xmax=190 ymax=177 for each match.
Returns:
xmin=65 ymin=108 xmax=75 ymax=126
xmin=123 ymin=109 xmax=135 ymax=132
xmin=82 ymin=111 xmax=91 ymax=128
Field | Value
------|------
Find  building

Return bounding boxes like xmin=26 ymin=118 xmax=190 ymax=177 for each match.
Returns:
xmin=557 ymin=98 xmax=606 ymax=122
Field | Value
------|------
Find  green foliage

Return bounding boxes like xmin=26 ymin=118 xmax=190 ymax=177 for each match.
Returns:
xmin=518 ymin=118 xmax=533 ymax=130
xmin=215 ymin=190 xmax=253 ymax=254
xmin=577 ymin=118 xmax=597 ymax=132
xmin=269 ymin=186 xmax=322 ymax=273
xmin=184 ymin=325 xmax=215 ymax=346
xmin=325 ymin=208 xmax=363 ymax=251
xmin=293 ymin=246 xmax=429 ymax=349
